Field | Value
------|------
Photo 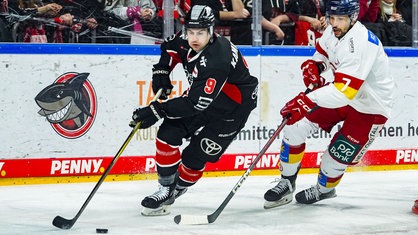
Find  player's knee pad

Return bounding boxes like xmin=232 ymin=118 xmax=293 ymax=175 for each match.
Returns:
xmin=317 ymin=150 xmax=347 ymax=190
xmin=282 ymin=118 xmax=319 ymax=146
xmin=279 ymin=140 xmax=305 ymax=176
xmin=328 ymin=133 xmax=365 ymax=165
xmin=182 ymin=135 xmax=227 ymax=166
xmin=155 ymin=138 xmax=181 ymax=176
xmin=177 ymin=163 xmax=204 ymax=187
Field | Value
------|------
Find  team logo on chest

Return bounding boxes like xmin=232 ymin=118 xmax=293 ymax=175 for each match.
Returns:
xmin=199 ymin=56 xmax=207 ymax=67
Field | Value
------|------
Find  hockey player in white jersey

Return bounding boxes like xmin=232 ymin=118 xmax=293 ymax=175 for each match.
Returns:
xmin=264 ymin=0 xmax=395 ymax=208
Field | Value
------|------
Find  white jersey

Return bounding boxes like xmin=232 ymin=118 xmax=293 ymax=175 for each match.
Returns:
xmin=307 ymin=21 xmax=395 ymax=118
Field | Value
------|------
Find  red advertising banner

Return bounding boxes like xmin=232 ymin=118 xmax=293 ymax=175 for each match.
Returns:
xmin=1 ymin=148 xmax=418 ymax=179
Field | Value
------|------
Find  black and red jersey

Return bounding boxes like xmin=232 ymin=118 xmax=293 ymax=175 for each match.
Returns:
xmin=155 ymin=32 xmax=258 ymax=119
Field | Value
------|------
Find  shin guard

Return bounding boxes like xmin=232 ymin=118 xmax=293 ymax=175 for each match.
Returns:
xmin=156 ymin=138 xmax=181 ymax=176
xmin=177 ymin=163 xmax=204 ymax=187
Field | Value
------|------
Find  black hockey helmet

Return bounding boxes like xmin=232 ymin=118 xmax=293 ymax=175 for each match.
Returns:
xmin=182 ymin=5 xmax=215 ymax=42
xmin=184 ymin=5 xmax=215 ymax=29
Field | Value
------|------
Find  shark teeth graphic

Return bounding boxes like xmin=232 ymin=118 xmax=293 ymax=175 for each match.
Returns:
xmin=47 ymin=102 xmax=71 ymax=122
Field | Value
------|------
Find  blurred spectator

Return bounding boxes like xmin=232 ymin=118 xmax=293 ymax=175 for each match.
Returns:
xmin=179 ymin=0 xmax=251 ymax=41
xmin=358 ymin=0 xmax=379 ymax=23
xmin=54 ymin=0 xmax=99 ymax=43
xmin=396 ymin=0 xmax=411 ymax=25
xmin=262 ymin=0 xmax=303 ymax=45
xmin=294 ymin=0 xmax=327 ymax=45
xmin=3 ymin=0 xmax=99 ymax=43
xmin=16 ymin=0 xmax=63 ymax=42
xmin=263 ymin=0 xmax=292 ymax=43
xmin=376 ymin=0 xmax=411 ymax=46
xmin=194 ymin=0 xmax=250 ymax=41
xmin=152 ymin=0 xmax=187 ymax=32
xmin=378 ymin=0 xmax=403 ymax=23
xmin=103 ymin=0 xmax=156 ymax=33
xmin=57 ymin=0 xmax=98 ymax=29
xmin=190 ymin=0 xmax=250 ymax=20
xmin=0 ymin=0 xmax=13 ymax=41
xmin=233 ymin=0 xmax=300 ymax=45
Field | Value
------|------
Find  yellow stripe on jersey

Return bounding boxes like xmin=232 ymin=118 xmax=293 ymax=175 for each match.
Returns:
xmin=334 ymin=72 xmax=364 ymax=100
xmin=334 ymin=82 xmax=358 ymax=100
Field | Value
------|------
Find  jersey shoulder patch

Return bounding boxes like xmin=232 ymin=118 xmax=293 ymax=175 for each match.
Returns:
xmin=367 ymin=30 xmax=379 ymax=46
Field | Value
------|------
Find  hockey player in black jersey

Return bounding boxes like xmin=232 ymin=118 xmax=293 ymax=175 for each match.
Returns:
xmin=130 ymin=5 xmax=259 ymax=216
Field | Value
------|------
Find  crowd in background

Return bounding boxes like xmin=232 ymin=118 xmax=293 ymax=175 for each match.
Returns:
xmin=0 ymin=0 xmax=413 ymax=46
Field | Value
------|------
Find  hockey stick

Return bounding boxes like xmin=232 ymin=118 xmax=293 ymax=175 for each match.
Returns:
xmin=52 ymin=89 xmax=163 ymax=229
xmin=173 ymin=86 xmax=313 ymax=225
xmin=173 ymin=118 xmax=288 ymax=225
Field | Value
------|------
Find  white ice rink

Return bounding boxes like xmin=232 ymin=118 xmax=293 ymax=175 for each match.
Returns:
xmin=1 ymin=170 xmax=418 ymax=235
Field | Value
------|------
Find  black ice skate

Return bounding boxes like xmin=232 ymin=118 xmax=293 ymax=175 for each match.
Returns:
xmin=174 ymin=185 xmax=188 ymax=199
xmin=264 ymin=177 xmax=295 ymax=209
xmin=295 ymin=185 xmax=336 ymax=204
xmin=141 ymin=183 xmax=175 ymax=216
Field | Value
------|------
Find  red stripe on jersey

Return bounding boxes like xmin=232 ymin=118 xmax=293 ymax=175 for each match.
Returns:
xmin=178 ymin=163 xmax=204 ymax=184
xmin=315 ymin=42 xmax=328 ymax=58
xmin=242 ymin=56 xmax=249 ymax=68
xmin=167 ymin=50 xmax=182 ymax=71
xmin=334 ymin=72 xmax=364 ymax=90
xmin=334 ymin=72 xmax=364 ymax=99
xmin=221 ymin=82 xmax=242 ymax=104
xmin=155 ymin=139 xmax=181 ymax=166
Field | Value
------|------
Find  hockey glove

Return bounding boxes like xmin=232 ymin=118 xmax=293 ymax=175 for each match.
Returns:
xmin=130 ymin=101 xmax=166 ymax=129
xmin=301 ymin=59 xmax=326 ymax=90
xmin=152 ymin=68 xmax=173 ymax=100
xmin=280 ymin=92 xmax=316 ymax=125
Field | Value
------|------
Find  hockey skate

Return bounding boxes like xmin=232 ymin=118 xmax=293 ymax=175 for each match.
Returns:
xmin=295 ymin=185 xmax=336 ymax=204
xmin=141 ymin=183 xmax=175 ymax=216
xmin=174 ymin=186 xmax=188 ymax=199
xmin=264 ymin=177 xmax=295 ymax=209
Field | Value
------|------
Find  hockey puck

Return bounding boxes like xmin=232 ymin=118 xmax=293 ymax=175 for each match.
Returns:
xmin=96 ymin=228 xmax=108 ymax=233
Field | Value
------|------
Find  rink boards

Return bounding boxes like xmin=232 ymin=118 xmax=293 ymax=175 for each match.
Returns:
xmin=0 ymin=44 xmax=417 ymax=185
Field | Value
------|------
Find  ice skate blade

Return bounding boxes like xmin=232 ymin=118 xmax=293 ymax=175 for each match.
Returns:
xmin=141 ymin=205 xmax=171 ymax=216
xmin=264 ymin=195 xmax=293 ymax=209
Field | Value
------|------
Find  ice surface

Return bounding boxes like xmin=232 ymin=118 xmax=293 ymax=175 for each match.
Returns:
xmin=1 ymin=170 xmax=418 ymax=235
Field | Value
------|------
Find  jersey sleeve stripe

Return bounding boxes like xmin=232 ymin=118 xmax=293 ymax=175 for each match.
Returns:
xmin=167 ymin=50 xmax=181 ymax=70
xmin=221 ymin=82 xmax=242 ymax=104
xmin=333 ymin=72 xmax=364 ymax=100
xmin=315 ymin=42 xmax=329 ymax=59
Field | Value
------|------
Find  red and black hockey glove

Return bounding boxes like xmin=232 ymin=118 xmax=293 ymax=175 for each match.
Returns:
xmin=301 ymin=59 xmax=326 ymax=90
xmin=280 ymin=92 xmax=316 ymax=125
xmin=130 ymin=101 xmax=166 ymax=129
xmin=152 ymin=68 xmax=173 ymax=100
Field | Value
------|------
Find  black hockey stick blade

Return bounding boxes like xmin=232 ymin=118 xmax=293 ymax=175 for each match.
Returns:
xmin=52 ymin=216 xmax=75 ymax=230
